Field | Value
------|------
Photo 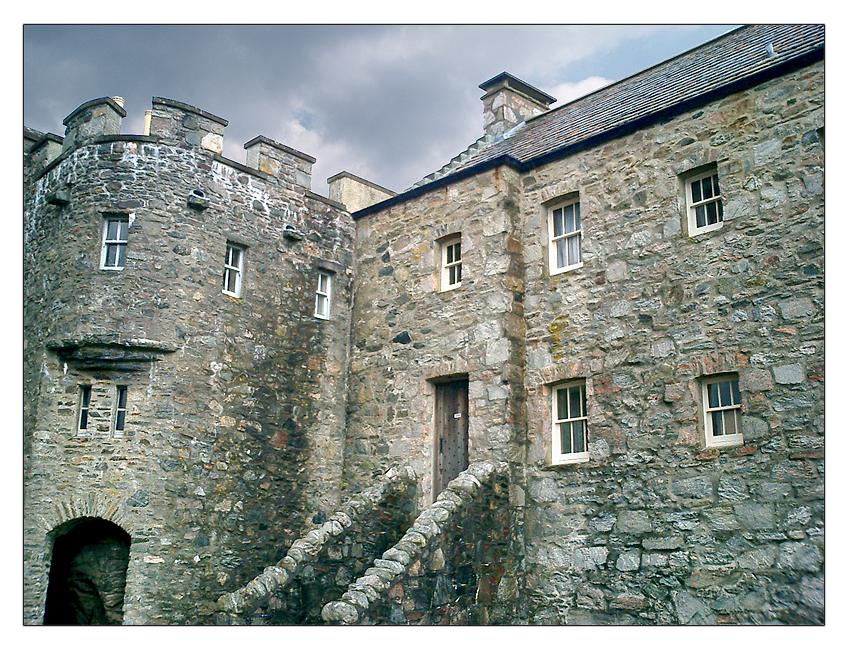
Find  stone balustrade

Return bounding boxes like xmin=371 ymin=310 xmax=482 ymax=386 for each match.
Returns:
xmin=216 ymin=465 xmax=417 ymax=624
xmin=321 ymin=460 xmax=511 ymax=625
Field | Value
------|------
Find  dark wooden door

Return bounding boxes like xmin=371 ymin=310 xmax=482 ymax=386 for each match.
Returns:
xmin=434 ymin=379 xmax=469 ymax=497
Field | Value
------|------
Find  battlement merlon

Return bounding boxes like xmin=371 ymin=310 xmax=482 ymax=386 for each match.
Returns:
xmin=62 ymin=97 xmax=127 ymax=152
xmin=149 ymin=97 xmax=228 ymax=155
xmin=244 ymin=135 xmax=315 ymax=190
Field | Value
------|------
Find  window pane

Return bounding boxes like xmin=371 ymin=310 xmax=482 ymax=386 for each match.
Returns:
xmin=702 ymin=177 xmax=713 ymax=200
xmin=107 ymin=220 xmax=119 ymax=239
xmin=106 ymin=244 xmax=117 ymax=267
xmin=231 ymin=248 xmax=241 ymax=268
xmin=456 ymin=263 xmax=462 ymax=283
xmin=117 ymin=244 xmax=126 ymax=267
xmin=712 ymin=174 xmax=720 ymax=197
xmin=691 ymin=180 xmax=702 ymax=203
xmin=319 ymin=273 xmax=328 ymax=293
xmin=723 ymin=410 xmax=737 ymax=436
xmin=567 ymin=234 xmax=581 ymax=266
xmin=572 ymin=420 xmax=586 ymax=453
xmin=553 ymin=209 xmax=564 ymax=237
xmin=316 ymin=294 xmax=328 ymax=316
xmin=706 ymin=201 xmax=718 ymax=225
xmin=731 ymin=380 xmax=741 ymax=406
xmin=79 ymin=410 xmax=88 ymax=430
xmin=565 ymin=204 xmax=575 ymax=234
xmin=560 ymin=422 xmax=572 ymax=454
xmin=557 ymin=388 xmax=569 ymax=420
xmin=446 ymin=245 xmax=453 ymax=264
xmin=717 ymin=199 xmax=724 ymax=220
xmin=449 ymin=266 xmax=457 ymax=285
xmin=696 ymin=205 xmax=706 ymax=228
xmin=226 ymin=269 xmax=237 ymax=293
xmin=118 ymin=219 xmax=128 ymax=240
xmin=556 ymin=239 xmax=568 ymax=269
xmin=569 ymin=385 xmax=583 ymax=419
xmin=115 ymin=410 xmax=126 ymax=431
xmin=719 ymin=381 xmax=732 ymax=407
xmin=574 ymin=203 xmax=581 ymax=230
xmin=454 ymin=243 xmax=461 ymax=261
xmin=117 ymin=388 xmax=127 ymax=408
xmin=711 ymin=411 xmax=724 ymax=436
xmin=81 ymin=387 xmax=91 ymax=407
xmin=708 ymin=383 xmax=720 ymax=408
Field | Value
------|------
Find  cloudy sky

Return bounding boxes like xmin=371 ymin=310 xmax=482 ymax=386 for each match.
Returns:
xmin=24 ymin=25 xmax=735 ymax=195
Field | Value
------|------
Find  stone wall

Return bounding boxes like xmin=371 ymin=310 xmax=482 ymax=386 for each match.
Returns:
xmin=344 ymin=167 xmax=526 ymax=506
xmin=217 ymin=465 xmax=418 ymax=624
xmin=24 ymin=99 xmax=354 ymax=624
xmin=517 ymin=60 xmax=824 ymax=624
xmin=322 ymin=461 xmax=511 ymax=625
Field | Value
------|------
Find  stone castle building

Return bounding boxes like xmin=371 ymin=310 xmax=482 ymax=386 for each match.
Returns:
xmin=23 ymin=24 xmax=824 ymax=625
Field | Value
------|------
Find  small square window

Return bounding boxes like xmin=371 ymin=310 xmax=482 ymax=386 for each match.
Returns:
xmin=440 ymin=235 xmax=462 ymax=291
xmin=223 ymin=242 xmax=245 ymax=297
xmin=77 ymin=385 xmax=92 ymax=434
xmin=113 ymin=386 xmax=128 ymax=435
xmin=100 ymin=215 xmax=129 ymax=270
xmin=548 ymin=199 xmax=582 ymax=275
xmin=314 ymin=270 xmax=332 ymax=319
xmin=551 ymin=380 xmax=589 ymax=464
xmin=701 ymin=373 xmax=743 ymax=448
xmin=685 ymin=168 xmax=724 ymax=236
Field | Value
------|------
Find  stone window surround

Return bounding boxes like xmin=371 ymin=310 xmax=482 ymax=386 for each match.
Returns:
xmin=551 ymin=378 xmax=590 ymax=465
xmin=314 ymin=269 xmax=332 ymax=320
xmin=700 ymin=372 xmax=744 ymax=449
xmin=683 ymin=165 xmax=724 ymax=237
xmin=98 ymin=211 xmax=134 ymax=271
xmin=431 ymin=219 xmax=467 ymax=294
xmin=546 ymin=193 xmax=583 ymax=276
xmin=222 ymin=240 xmax=247 ymax=298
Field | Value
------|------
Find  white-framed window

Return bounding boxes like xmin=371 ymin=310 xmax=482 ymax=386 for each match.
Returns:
xmin=548 ymin=199 xmax=582 ymax=274
xmin=685 ymin=169 xmax=724 ymax=236
xmin=551 ymin=380 xmax=589 ymax=464
xmin=701 ymin=373 xmax=743 ymax=448
xmin=100 ymin=215 xmax=129 ymax=270
xmin=113 ymin=385 xmax=128 ymax=435
xmin=314 ymin=270 xmax=332 ymax=319
xmin=222 ymin=242 xmax=245 ymax=297
xmin=440 ymin=236 xmax=462 ymax=291
xmin=77 ymin=385 xmax=92 ymax=434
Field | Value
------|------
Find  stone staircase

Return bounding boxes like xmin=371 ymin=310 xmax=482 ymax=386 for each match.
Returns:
xmin=216 ymin=461 xmax=512 ymax=625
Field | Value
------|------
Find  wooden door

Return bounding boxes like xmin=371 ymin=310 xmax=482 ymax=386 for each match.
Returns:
xmin=434 ymin=378 xmax=469 ymax=497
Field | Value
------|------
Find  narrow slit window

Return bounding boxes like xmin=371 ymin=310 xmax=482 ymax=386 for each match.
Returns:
xmin=685 ymin=169 xmax=724 ymax=236
xmin=702 ymin=374 xmax=743 ymax=448
xmin=548 ymin=199 xmax=582 ymax=274
xmin=78 ymin=385 xmax=92 ymax=433
xmin=100 ymin=215 xmax=129 ymax=270
xmin=222 ymin=242 xmax=245 ymax=297
xmin=114 ymin=386 xmax=128 ymax=434
xmin=315 ymin=270 xmax=332 ymax=319
xmin=551 ymin=380 xmax=589 ymax=464
xmin=441 ymin=236 xmax=462 ymax=291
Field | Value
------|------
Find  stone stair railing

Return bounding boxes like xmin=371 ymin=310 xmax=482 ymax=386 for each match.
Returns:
xmin=216 ymin=465 xmax=418 ymax=624
xmin=321 ymin=460 xmax=511 ymax=625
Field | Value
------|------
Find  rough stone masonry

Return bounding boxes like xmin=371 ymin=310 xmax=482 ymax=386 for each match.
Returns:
xmin=23 ymin=23 xmax=824 ymax=625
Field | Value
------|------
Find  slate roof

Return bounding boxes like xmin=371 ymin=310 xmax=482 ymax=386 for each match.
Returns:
xmin=405 ymin=24 xmax=824 ymax=193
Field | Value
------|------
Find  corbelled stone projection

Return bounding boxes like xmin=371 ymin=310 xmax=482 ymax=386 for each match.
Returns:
xmin=24 ymin=24 xmax=824 ymax=625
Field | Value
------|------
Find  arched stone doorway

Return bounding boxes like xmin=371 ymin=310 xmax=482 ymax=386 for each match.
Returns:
xmin=44 ymin=517 xmax=131 ymax=625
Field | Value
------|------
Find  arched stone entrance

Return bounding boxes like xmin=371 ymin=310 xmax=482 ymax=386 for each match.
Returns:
xmin=44 ymin=518 xmax=131 ymax=625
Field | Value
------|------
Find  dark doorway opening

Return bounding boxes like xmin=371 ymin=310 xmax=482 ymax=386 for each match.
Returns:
xmin=434 ymin=377 xmax=469 ymax=498
xmin=44 ymin=518 xmax=131 ymax=625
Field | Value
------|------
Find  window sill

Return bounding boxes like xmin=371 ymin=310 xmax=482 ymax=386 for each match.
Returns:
xmin=222 ymin=290 xmax=242 ymax=299
xmin=705 ymin=434 xmax=744 ymax=449
xmin=549 ymin=262 xmax=583 ymax=277
xmin=314 ymin=314 xmax=330 ymax=321
xmin=550 ymin=452 xmax=590 ymax=466
xmin=100 ymin=266 xmax=125 ymax=271
xmin=688 ymin=222 xmax=724 ymax=238
xmin=438 ymin=283 xmax=462 ymax=294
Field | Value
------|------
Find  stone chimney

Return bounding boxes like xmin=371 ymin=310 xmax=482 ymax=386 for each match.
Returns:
xmin=479 ymin=72 xmax=556 ymax=137
xmin=62 ymin=97 xmax=127 ymax=151
xmin=327 ymin=171 xmax=396 ymax=212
